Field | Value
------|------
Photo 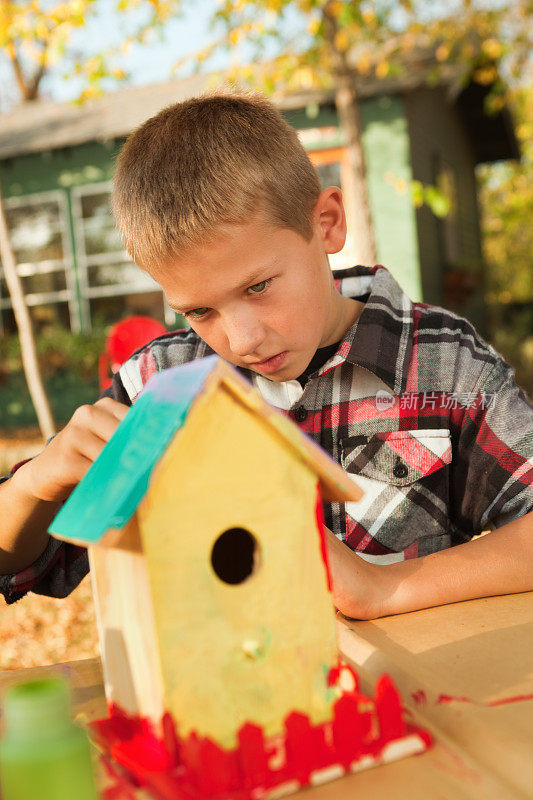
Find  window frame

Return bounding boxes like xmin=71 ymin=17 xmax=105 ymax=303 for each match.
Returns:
xmin=71 ymin=181 xmax=172 ymax=329
xmin=0 ymin=189 xmax=78 ymax=331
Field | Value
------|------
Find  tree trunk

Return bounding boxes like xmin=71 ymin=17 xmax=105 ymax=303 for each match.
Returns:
xmin=7 ymin=42 xmax=46 ymax=102
xmin=0 ymin=183 xmax=55 ymax=440
xmin=322 ymin=7 xmax=377 ymax=266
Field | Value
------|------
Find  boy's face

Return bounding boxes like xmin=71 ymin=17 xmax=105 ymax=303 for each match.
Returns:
xmin=152 ymin=193 xmax=352 ymax=382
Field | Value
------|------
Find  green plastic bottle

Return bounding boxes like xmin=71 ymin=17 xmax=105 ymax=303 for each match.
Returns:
xmin=0 ymin=677 xmax=99 ymax=800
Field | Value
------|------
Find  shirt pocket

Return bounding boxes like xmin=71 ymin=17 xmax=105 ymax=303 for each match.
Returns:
xmin=339 ymin=429 xmax=453 ymax=556
xmin=341 ymin=429 xmax=452 ymax=485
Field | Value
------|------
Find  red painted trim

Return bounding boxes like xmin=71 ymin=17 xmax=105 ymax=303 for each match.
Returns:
xmin=90 ymin=666 xmax=431 ymax=800
xmin=315 ymin=483 xmax=332 ymax=591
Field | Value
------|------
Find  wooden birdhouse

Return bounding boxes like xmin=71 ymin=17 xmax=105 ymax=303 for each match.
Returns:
xmin=50 ymin=356 xmax=430 ymax=799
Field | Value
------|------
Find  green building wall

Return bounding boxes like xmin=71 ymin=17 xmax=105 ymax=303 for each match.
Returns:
xmin=286 ymin=96 xmax=422 ymax=301
xmin=0 ymin=140 xmax=121 ymax=198
xmin=361 ymin=95 xmax=422 ymax=301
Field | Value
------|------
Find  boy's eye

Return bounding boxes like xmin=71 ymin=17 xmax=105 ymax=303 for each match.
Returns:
xmin=248 ymin=279 xmax=271 ymax=294
xmin=186 ymin=307 xmax=210 ymax=319
xmin=184 ymin=279 xmax=272 ymax=318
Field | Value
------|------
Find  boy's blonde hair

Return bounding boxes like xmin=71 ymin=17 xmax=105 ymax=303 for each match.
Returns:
xmin=112 ymin=91 xmax=321 ymax=270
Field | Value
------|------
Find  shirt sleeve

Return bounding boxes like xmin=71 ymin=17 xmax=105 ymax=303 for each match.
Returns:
xmin=0 ymin=456 xmax=91 ymax=604
xmin=0 ymin=536 xmax=89 ymax=605
xmin=450 ymin=359 xmax=533 ymax=543
xmin=0 ymin=374 xmax=131 ymax=604
xmin=99 ymin=370 xmax=132 ymax=405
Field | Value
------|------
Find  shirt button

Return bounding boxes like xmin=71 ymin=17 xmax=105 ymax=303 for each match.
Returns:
xmin=393 ymin=460 xmax=408 ymax=479
xmin=294 ymin=406 xmax=308 ymax=422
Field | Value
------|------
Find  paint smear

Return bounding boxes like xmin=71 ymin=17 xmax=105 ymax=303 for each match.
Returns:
xmin=409 ymin=690 xmax=533 ymax=709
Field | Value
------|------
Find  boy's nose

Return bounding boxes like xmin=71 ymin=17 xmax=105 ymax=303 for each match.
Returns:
xmin=224 ymin=311 xmax=266 ymax=358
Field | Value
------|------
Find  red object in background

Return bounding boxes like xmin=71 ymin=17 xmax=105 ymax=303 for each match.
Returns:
xmin=98 ymin=316 xmax=167 ymax=391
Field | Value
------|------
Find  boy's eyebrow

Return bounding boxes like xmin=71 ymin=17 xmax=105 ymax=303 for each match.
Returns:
xmin=172 ymin=266 xmax=277 ymax=312
xmin=235 ymin=267 xmax=275 ymax=290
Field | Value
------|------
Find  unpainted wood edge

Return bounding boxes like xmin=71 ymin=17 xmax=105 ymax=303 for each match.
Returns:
xmin=88 ymin=547 xmax=111 ymax=703
xmin=102 ymin=515 xmax=143 ymax=552
xmin=88 ymin=545 xmax=166 ymax=724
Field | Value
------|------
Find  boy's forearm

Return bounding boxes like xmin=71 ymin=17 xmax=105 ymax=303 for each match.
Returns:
xmin=379 ymin=510 xmax=533 ymax=617
xmin=0 ymin=466 xmax=59 ymax=575
xmin=0 ymin=398 xmax=129 ymax=578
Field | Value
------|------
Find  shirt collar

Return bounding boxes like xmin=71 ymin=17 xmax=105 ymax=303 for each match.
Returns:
xmin=327 ymin=265 xmax=414 ymax=396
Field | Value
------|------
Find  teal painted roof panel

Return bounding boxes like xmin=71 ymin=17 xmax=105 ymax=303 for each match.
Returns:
xmin=49 ymin=355 xmax=220 ymax=545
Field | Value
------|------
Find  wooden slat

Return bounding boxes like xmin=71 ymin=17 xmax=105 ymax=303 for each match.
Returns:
xmin=88 ymin=541 xmax=165 ymax=727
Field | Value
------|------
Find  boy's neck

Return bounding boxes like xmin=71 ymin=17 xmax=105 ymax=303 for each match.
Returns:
xmin=321 ymin=295 xmax=364 ymax=348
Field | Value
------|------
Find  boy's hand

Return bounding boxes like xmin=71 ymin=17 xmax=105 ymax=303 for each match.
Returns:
xmin=14 ymin=398 xmax=129 ymax=504
xmin=325 ymin=527 xmax=388 ymax=620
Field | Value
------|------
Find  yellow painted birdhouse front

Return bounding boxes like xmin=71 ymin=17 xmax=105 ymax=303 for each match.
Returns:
xmin=138 ymin=376 xmax=340 ymax=747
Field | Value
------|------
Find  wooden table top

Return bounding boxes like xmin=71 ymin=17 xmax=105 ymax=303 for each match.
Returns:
xmin=1 ymin=592 xmax=532 ymax=800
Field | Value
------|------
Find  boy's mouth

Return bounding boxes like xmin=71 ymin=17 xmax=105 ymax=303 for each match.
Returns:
xmin=249 ymin=351 xmax=288 ymax=374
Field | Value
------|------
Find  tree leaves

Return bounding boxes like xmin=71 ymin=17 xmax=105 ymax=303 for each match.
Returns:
xmin=1 ymin=0 xmax=181 ymax=106
xmin=479 ymin=86 xmax=533 ymax=305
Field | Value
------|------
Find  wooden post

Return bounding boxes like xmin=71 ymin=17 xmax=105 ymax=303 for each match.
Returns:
xmin=0 ymin=182 xmax=55 ymax=440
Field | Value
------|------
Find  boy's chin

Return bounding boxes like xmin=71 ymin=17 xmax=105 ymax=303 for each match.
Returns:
xmin=245 ymin=364 xmax=295 ymax=382
xmin=256 ymin=364 xmax=303 ymax=383
xmin=230 ymin=352 xmax=307 ymax=382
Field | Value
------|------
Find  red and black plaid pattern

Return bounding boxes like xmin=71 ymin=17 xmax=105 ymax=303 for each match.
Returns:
xmin=2 ymin=265 xmax=532 ymax=602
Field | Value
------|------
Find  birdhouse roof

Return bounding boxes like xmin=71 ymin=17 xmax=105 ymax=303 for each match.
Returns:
xmin=49 ymin=356 xmax=362 ymax=547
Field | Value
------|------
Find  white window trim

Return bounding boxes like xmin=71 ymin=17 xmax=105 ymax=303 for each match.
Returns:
xmin=85 ymin=282 xmax=161 ymax=300
xmin=0 ymin=289 xmax=71 ymax=309
xmin=0 ymin=189 xmax=79 ymax=331
xmin=71 ymin=181 xmax=167 ymax=330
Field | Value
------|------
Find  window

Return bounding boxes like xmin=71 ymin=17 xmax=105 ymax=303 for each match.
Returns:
xmin=0 ymin=192 xmax=76 ymax=334
xmin=314 ymin=158 xmax=343 ymax=191
xmin=72 ymin=183 xmax=176 ymax=330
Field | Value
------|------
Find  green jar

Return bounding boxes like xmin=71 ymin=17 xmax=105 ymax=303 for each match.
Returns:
xmin=0 ymin=677 xmax=99 ymax=800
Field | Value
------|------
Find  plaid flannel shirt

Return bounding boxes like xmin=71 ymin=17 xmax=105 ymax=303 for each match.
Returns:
xmin=2 ymin=264 xmax=532 ymax=603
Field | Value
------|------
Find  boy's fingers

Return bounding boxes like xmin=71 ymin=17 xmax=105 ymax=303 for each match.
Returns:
xmin=25 ymin=433 xmax=105 ymax=502
xmin=94 ymin=396 xmax=129 ymax=421
xmin=20 ymin=401 xmax=128 ymax=503
xmin=70 ymin=401 xmax=127 ymax=442
xmin=58 ymin=452 xmax=97 ymax=493
xmin=73 ymin=428 xmax=111 ymax=465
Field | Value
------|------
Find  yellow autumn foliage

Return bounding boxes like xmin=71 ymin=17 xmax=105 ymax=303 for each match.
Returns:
xmin=482 ymin=38 xmax=502 ymax=59
xmin=1 ymin=0 xmax=180 ymax=104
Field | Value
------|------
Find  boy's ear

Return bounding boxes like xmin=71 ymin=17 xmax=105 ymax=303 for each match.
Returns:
xmin=313 ymin=187 xmax=347 ymax=254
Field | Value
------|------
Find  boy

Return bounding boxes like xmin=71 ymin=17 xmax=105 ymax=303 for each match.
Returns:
xmin=0 ymin=92 xmax=532 ymax=619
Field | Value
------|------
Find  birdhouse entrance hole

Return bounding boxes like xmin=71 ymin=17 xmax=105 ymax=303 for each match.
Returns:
xmin=211 ymin=527 xmax=259 ymax=585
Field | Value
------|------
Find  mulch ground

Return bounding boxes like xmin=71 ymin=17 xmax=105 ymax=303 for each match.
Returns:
xmin=1 ymin=427 xmax=99 ymax=669
xmin=0 ymin=427 xmax=45 ymax=474
xmin=0 ymin=577 xmax=99 ymax=669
